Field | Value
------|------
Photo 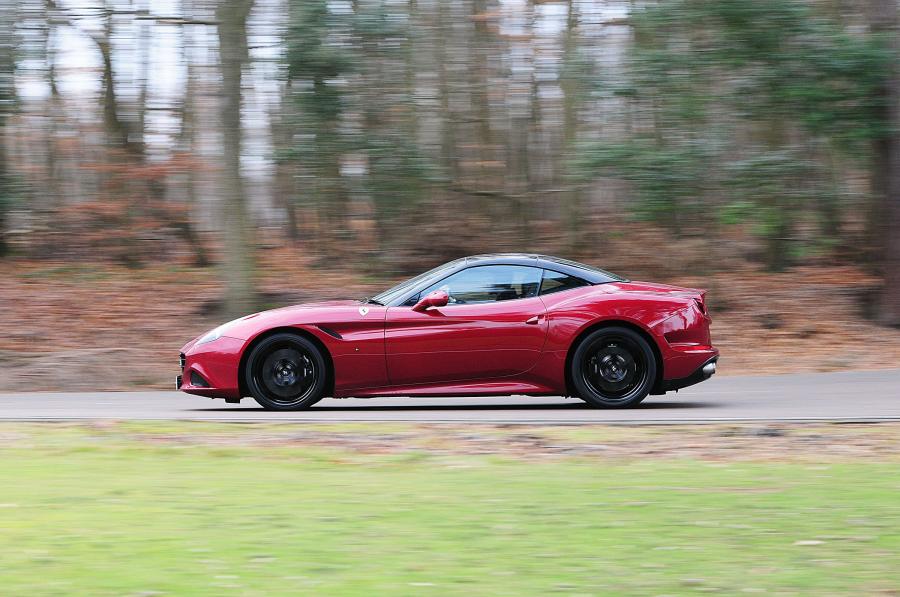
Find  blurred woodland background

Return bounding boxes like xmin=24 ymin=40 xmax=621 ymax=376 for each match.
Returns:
xmin=2 ymin=0 xmax=900 ymax=390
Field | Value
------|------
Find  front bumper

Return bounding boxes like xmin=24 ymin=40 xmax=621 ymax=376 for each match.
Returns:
xmin=177 ymin=336 xmax=245 ymax=399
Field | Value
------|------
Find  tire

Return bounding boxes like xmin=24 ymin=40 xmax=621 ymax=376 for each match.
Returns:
xmin=244 ymin=333 xmax=328 ymax=410
xmin=570 ymin=326 xmax=657 ymax=408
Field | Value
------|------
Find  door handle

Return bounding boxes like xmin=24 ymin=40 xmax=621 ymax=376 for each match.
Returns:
xmin=525 ymin=315 xmax=542 ymax=325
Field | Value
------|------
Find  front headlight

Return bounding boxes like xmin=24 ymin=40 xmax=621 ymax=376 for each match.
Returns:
xmin=196 ymin=326 xmax=224 ymax=345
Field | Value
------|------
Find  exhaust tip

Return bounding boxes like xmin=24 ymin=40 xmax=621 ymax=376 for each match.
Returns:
xmin=702 ymin=362 xmax=717 ymax=378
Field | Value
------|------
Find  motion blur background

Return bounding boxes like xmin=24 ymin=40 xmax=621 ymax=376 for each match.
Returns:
xmin=2 ymin=0 xmax=900 ymax=390
xmin=4 ymin=4 xmax=900 ymax=594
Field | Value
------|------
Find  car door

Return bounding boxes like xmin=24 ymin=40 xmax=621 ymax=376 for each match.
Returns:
xmin=384 ymin=265 xmax=549 ymax=387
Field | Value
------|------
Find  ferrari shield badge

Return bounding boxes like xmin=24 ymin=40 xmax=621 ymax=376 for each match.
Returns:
xmin=359 ymin=306 xmax=369 ymax=316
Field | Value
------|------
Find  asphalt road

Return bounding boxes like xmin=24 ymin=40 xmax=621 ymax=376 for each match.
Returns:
xmin=0 ymin=369 xmax=898 ymax=423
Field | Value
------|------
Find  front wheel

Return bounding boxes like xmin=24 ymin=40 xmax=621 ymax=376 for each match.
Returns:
xmin=245 ymin=333 xmax=327 ymax=410
xmin=570 ymin=326 xmax=657 ymax=408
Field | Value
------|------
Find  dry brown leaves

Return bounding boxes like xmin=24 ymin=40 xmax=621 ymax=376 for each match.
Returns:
xmin=1 ymin=249 xmax=899 ymax=391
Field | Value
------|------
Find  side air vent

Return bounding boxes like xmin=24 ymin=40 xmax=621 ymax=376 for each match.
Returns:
xmin=316 ymin=326 xmax=343 ymax=339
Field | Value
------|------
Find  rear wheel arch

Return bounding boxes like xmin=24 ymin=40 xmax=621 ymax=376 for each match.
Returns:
xmin=238 ymin=327 xmax=335 ymax=398
xmin=564 ymin=319 xmax=664 ymax=397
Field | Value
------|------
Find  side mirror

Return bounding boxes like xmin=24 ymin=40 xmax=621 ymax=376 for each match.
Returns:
xmin=412 ymin=290 xmax=449 ymax=312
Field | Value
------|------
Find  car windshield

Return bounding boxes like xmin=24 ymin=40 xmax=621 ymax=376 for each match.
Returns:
xmin=370 ymin=258 xmax=465 ymax=306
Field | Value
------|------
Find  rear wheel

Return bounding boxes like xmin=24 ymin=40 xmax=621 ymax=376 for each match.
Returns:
xmin=245 ymin=333 xmax=327 ymax=410
xmin=570 ymin=326 xmax=656 ymax=408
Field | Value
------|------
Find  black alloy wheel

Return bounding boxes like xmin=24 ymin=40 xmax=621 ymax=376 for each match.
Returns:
xmin=245 ymin=333 xmax=327 ymax=410
xmin=570 ymin=326 xmax=657 ymax=408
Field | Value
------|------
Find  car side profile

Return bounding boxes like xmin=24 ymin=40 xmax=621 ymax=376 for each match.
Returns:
xmin=178 ymin=254 xmax=718 ymax=410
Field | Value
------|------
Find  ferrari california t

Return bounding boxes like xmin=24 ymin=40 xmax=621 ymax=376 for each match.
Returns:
xmin=178 ymin=254 xmax=718 ymax=410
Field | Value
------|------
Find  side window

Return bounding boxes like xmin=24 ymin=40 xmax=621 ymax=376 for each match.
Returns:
xmin=415 ymin=265 xmax=542 ymax=305
xmin=540 ymin=270 xmax=589 ymax=296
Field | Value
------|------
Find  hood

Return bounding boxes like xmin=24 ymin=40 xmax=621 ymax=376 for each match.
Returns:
xmin=258 ymin=299 xmax=361 ymax=313
xmin=182 ymin=299 xmax=370 ymax=351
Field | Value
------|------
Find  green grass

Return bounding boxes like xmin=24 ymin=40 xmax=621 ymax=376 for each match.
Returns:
xmin=1 ymin=425 xmax=899 ymax=595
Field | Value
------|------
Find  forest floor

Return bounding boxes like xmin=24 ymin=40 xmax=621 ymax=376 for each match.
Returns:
xmin=3 ymin=248 xmax=900 ymax=391
xmin=1 ymin=421 xmax=899 ymax=595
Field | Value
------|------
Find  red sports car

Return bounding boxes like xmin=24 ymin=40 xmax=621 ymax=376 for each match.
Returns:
xmin=178 ymin=254 xmax=718 ymax=410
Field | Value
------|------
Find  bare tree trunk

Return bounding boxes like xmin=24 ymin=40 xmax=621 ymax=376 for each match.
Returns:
xmin=878 ymin=35 xmax=900 ymax=324
xmin=44 ymin=16 xmax=63 ymax=217
xmin=178 ymin=22 xmax=211 ymax=268
xmin=217 ymin=0 xmax=257 ymax=316
xmin=275 ymin=158 xmax=299 ymax=244
xmin=881 ymin=135 xmax=900 ymax=324
xmin=46 ymin=0 xmax=138 ymax=156
xmin=0 ymin=3 xmax=15 ymax=257
xmin=98 ymin=9 xmax=133 ymax=153
xmin=273 ymin=69 xmax=298 ymax=244
xmin=764 ymin=215 xmax=791 ymax=273
xmin=471 ymin=0 xmax=494 ymax=197
xmin=870 ymin=0 xmax=900 ymax=325
xmin=502 ymin=1 xmax=534 ymax=246
xmin=405 ymin=0 xmax=419 ymax=146
xmin=761 ymin=118 xmax=791 ymax=272
xmin=561 ymin=0 xmax=582 ymax=253
xmin=436 ymin=1 xmax=460 ymax=184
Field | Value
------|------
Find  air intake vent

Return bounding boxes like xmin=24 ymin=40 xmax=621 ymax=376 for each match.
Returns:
xmin=190 ymin=371 xmax=210 ymax=388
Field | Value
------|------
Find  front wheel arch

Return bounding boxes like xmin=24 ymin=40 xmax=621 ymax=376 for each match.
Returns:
xmin=564 ymin=320 xmax=664 ymax=398
xmin=238 ymin=327 xmax=334 ymax=398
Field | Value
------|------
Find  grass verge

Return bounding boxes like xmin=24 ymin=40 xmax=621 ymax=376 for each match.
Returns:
xmin=1 ymin=423 xmax=899 ymax=595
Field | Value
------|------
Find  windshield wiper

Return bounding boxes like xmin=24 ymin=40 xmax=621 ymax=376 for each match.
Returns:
xmin=362 ymin=297 xmax=384 ymax=306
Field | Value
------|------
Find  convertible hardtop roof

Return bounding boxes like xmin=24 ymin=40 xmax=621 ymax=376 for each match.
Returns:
xmin=462 ymin=253 xmax=626 ymax=284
